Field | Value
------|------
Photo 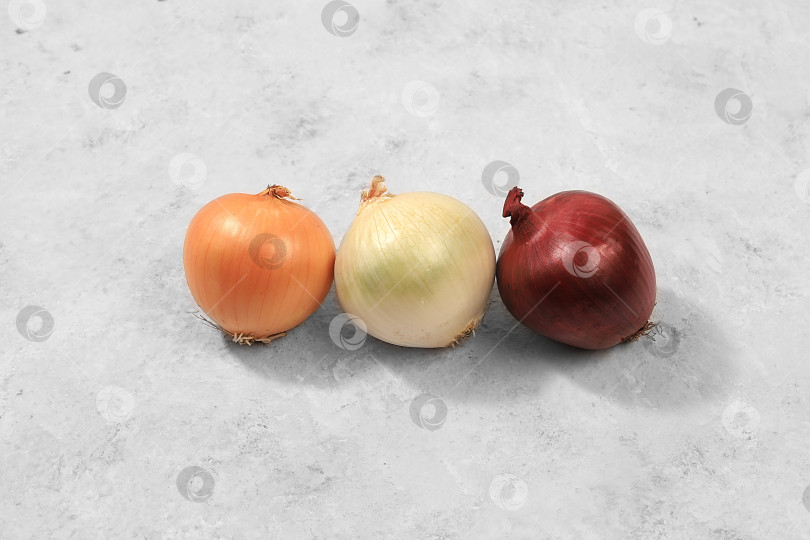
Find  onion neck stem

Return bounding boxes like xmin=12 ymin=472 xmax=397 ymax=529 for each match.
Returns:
xmin=358 ymin=175 xmax=395 ymax=213
xmin=259 ymin=185 xmax=300 ymax=200
xmin=503 ymin=187 xmax=541 ymax=240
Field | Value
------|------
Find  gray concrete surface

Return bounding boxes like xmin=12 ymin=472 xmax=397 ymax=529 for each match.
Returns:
xmin=2 ymin=0 xmax=810 ymax=538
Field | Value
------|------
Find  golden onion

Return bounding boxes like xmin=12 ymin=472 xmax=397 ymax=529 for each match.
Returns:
xmin=183 ymin=185 xmax=335 ymax=344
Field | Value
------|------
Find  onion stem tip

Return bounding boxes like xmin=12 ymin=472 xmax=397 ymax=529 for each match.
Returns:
xmin=361 ymin=176 xmax=393 ymax=201
xmin=260 ymin=185 xmax=300 ymax=200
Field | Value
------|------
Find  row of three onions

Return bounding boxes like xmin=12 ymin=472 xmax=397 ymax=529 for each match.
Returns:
xmin=183 ymin=177 xmax=656 ymax=349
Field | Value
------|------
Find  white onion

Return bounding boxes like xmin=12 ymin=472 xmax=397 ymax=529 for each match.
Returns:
xmin=335 ymin=176 xmax=495 ymax=348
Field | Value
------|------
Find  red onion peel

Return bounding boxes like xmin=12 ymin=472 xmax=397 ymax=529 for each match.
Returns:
xmin=496 ymin=187 xmax=656 ymax=350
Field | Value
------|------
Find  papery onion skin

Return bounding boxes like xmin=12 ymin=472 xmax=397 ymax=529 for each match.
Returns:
xmin=183 ymin=185 xmax=335 ymax=342
xmin=335 ymin=176 xmax=495 ymax=348
xmin=496 ymin=187 xmax=656 ymax=350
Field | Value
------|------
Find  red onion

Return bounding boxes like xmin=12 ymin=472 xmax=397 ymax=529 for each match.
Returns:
xmin=496 ymin=187 xmax=656 ymax=350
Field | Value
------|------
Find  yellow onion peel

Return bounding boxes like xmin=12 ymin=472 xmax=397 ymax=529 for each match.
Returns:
xmin=183 ymin=185 xmax=335 ymax=345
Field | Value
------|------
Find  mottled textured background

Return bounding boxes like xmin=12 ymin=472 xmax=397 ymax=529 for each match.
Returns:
xmin=2 ymin=0 xmax=810 ymax=538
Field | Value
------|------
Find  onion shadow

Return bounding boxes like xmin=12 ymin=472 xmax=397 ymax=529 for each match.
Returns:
xmin=221 ymin=288 xmax=380 ymax=387
xmin=222 ymin=286 xmax=474 ymax=389
xmin=365 ymin=287 xmax=565 ymax=404
xmin=222 ymin=284 xmax=737 ymax=412
xmin=369 ymin=285 xmax=738 ymax=412
xmin=541 ymin=286 xmax=739 ymax=411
